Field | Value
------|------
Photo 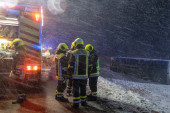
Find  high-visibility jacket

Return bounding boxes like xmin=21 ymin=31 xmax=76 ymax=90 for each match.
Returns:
xmin=66 ymin=49 xmax=73 ymax=60
xmin=66 ymin=49 xmax=75 ymax=75
xmin=55 ymin=51 xmax=68 ymax=80
xmin=88 ymin=50 xmax=100 ymax=77
xmin=68 ymin=49 xmax=89 ymax=79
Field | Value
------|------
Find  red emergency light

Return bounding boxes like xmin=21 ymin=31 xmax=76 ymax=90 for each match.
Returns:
xmin=26 ymin=65 xmax=39 ymax=71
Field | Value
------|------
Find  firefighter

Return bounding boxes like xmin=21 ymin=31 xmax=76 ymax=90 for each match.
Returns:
xmin=68 ymin=38 xmax=89 ymax=109
xmin=55 ymin=43 xmax=69 ymax=102
xmin=9 ymin=38 xmax=26 ymax=104
xmin=66 ymin=41 xmax=76 ymax=96
xmin=85 ymin=44 xmax=100 ymax=101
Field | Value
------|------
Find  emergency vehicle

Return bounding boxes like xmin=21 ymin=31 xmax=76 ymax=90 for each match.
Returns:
xmin=0 ymin=2 xmax=43 ymax=84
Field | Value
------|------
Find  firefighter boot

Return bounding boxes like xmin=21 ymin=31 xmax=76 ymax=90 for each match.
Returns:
xmin=66 ymin=88 xmax=72 ymax=96
xmin=81 ymin=101 xmax=87 ymax=106
xmin=87 ymin=94 xmax=97 ymax=101
xmin=73 ymin=103 xmax=79 ymax=109
xmin=12 ymin=95 xmax=26 ymax=104
xmin=55 ymin=95 xmax=68 ymax=102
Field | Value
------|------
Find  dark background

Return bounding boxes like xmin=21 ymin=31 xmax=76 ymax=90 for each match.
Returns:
xmin=42 ymin=0 xmax=170 ymax=59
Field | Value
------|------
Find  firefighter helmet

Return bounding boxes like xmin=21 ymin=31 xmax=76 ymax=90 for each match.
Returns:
xmin=58 ymin=43 xmax=68 ymax=51
xmin=85 ymin=44 xmax=93 ymax=52
xmin=12 ymin=38 xmax=24 ymax=48
xmin=74 ymin=38 xmax=84 ymax=46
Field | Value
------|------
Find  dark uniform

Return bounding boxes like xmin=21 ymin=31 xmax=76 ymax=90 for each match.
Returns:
xmin=66 ymin=49 xmax=73 ymax=94
xmin=66 ymin=42 xmax=76 ymax=95
xmin=88 ymin=49 xmax=100 ymax=101
xmin=9 ymin=39 xmax=26 ymax=104
xmin=55 ymin=43 xmax=68 ymax=102
xmin=68 ymin=39 xmax=89 ymax=108
xmin=55 ymin=50 xmax=68 ymax=101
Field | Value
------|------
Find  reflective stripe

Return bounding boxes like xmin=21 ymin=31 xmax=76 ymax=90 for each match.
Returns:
xmin=74 ymin=55 xmax=77 ymax=75
xmin=76 ymin=55 xmax=79 ymax=75
xmin=18 ymin=96 xmax=25 ymax=99
xmin=73 ymin=100 xmax=80 ymax=103
xmin=20 ymin=14 xmax=40 ymax=65
xmin=56 ymin=53 xmax=65 ymax=78
xmin=81 ymin=99 xmax=86 ymax=101
xmin=73 ymin=97 xmax=80 ymax=100
xmin=21 ymin=16 xmax=39 ymax=29
xmin=73 ymin=75 xmax=88 ymax=77
xmin=56 ymin=53 xmax=65 ymax=59
xmin=20 ymin=34 xmax=39 ymax=43
xmin=92 ymin=92 xmax=97 ymax=96
xmin=89 ymin=74 xmax=99 ymax=77
xmin=18 ymin=94 xmax=25 ymax=96
xmin=89 ymin=58 xmax=100 ymax=77
xmin=73 ymin=77 xmax=88 ymax=79
xmin=21 ymin=25 xmax=39 ymax=36
xmin=56 ymin=90 xmax=63 ymax=95
xmin=67 ymin=86 xmax=71 ymax=89
xmin=56 ymin=76 xmax=64 ymax=80
xmin=92 ymin=94 xmax=97 ymax=96
xmin=72 ymin=50 xmax=89 ymax=79
xmin=80 ymin=96 xmax=87 ymax=99
xmin=57 ymin=95 xmax=63 ymax=97
xmin=59 ymin=60 xmax=62 ymax=77
xmin=92 ymin=92 xmax=97 ymax=95
xmin=86 ymin=50 xmax=88 ymax=75
xmin=58 ymin=78 xmax=64 ymax=80
xmin=91 ymin=72 xmax=100 ymax=76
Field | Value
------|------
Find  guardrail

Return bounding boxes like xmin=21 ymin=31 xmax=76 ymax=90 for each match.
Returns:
xmin=110 ymin=57 xmax=170 ymax=85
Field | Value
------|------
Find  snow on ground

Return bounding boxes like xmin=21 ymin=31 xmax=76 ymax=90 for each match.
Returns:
xmin=98 ymin=67 xmax=170 ymax=113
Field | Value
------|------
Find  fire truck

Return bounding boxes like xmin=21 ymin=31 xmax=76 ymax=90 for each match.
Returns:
xmin=0 ymin=2 xmax=43 ymax=85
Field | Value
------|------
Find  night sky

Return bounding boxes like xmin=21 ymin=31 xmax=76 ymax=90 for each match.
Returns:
xmin=41 ymin=0 xmax=170 ymax=59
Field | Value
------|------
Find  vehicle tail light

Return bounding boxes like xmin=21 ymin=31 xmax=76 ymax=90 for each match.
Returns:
xmin=27 ymin=66 xmax=31 ymax=70
xmin=26 ymin=65 xmax=39 ymax=71
xmin=33 ymin=66 xmax=38 ymax=70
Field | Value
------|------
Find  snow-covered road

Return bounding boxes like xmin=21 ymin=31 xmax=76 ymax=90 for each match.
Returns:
xmin=1 ymin=66 xmax=170 ymax=113
xmin=98 ymin=67 xmax=170 ymax=113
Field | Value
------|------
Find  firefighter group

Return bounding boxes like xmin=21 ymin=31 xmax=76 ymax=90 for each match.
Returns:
xmin=55 ymin=38 xmax=100 ymax=109
xmin=9 ymin=38 xmax=100 ymax=109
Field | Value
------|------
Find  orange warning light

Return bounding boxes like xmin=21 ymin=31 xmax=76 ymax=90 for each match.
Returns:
xmin=35 ymin=13 xmax=40 ymax=22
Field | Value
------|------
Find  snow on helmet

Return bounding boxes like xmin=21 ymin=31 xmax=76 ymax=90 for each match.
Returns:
xmin=74 ymin=38 xmax=84 ymax=47
xmin=57 ymin=43 xmax=68 ymax=51
xmin=85 ymin=44 xmax=93 ymax=52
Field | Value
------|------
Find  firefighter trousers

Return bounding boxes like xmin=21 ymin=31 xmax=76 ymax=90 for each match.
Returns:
xmin=67 ymin=77 xmax=73 ymax=89
xmin=89 ymin=76 xmax=98 ymax=96
xmin=73 ymin=79 xmax=87 ymax=104
xmin=12 ymin=78 xmax=26 ymax=99
xmin=56 ymin=80 xmax=66 ymax=97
